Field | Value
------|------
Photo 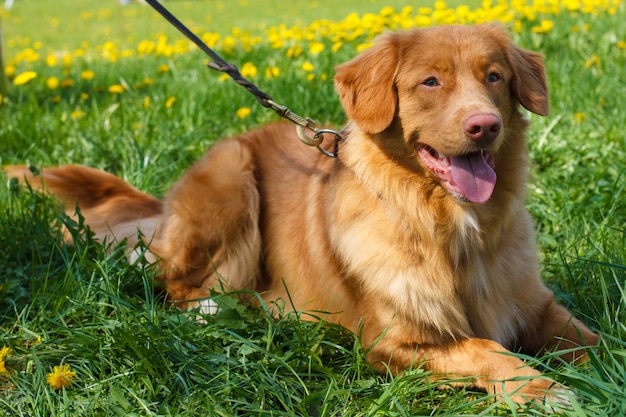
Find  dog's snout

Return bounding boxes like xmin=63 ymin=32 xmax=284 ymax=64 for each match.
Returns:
xmin=464 ymin=113 xmax=501 ymax=144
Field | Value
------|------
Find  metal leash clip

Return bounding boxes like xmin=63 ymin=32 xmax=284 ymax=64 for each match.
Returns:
xmin=267 ymin=100 xmax=342 ymax=158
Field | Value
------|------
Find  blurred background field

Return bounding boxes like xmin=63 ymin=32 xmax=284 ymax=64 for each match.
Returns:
xmin=2 ymin=0 xmax=482 ymax=54
xmin=1 ymin=0 xmax=625 ymax=416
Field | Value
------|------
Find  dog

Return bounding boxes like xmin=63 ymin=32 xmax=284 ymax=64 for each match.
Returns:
xmin=6 ymin=23 xmax=598 ymax=405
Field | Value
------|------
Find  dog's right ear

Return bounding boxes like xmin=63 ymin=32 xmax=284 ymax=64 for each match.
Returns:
xmin=334 ymin=34 xmax=399 ymax=134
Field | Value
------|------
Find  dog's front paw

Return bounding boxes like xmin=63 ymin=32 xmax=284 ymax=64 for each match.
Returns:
xmin=502 ymin=377 xmax=574 ymax=413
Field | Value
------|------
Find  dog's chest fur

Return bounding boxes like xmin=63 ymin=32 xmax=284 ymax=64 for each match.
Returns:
xmin=320 ymin=135 xmax=532 ymax=346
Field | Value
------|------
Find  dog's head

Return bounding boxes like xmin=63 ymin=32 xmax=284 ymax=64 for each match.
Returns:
xmin=334 ymin=24 xmax=548 ymax=204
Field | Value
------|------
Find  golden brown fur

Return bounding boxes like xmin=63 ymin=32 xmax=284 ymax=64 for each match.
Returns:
xmin=5 ymin=24 xmax=598 ymax=405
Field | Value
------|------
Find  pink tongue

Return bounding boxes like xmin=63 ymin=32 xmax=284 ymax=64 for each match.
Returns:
xmin=450 ymin=153 xmax=496 ymax=203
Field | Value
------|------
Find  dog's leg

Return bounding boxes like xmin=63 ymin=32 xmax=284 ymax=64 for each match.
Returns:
xmin=151 ymin=139 xmax=262 ymax=312
xmin=518 ymin=299 xmax=599 ymax=364
xmin=368 ymin=337 xmax=566 ymax=405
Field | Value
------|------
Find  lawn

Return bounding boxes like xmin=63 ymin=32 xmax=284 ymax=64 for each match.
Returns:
xmin=1 ymin=0 xmax=625 ymax=415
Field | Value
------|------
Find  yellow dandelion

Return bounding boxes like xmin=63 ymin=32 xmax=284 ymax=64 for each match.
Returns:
xmin=46 ymin=54 xmax=58 ymax=67
xmin=5 ymin=65 xmax=16 ymax=78
xmin=0 ymin=346 xmax=11 ymax=361
xmin=301 ymin=62 xmax=314 ymax=72
xmin=356 ymin=42 xmax=374 ymax=52
xmin=81 ymin=70 xmax=95 ymax=80
xmin=108 ymin=84 xmax=125 ymax=94
xmin=142 ymin=77 xmax=154 ymax=86
xmin=265 ymin=66 xmax=280 ymax=79
xmin=157 ymin=64 xmax=170 ymax=73
xmin=13 ymin=71 xmax=37 ymax=86
xmin=240 ymin=62 xmax=257 ymax=78
xmin=46 ymin=363 xmax=76 ymax=390
xmin=617 ymin=41 xmax=626 ymax=49
xmin=143 ymin=96 xmax=151 ymax=109
xmin=80 ymin=93 xmax=89 ymax=100
xmin=46 ymin=76 xmax=60 ymax=89
xmin=308 ymin=41 xmax=325 ymax=54
xmin=573 ymin=112 xmax=586 ymax=123
xmin=380 ymin=6 xmax=395 ymax=16
xmin=236 ymin=107 xmax=251 ymax=119
xmin=51 ymin=96 xmax=61 ymax=104
xmin=165 ymin=96 xmax=176 ymax=108
xmin=218 ymin=73 xmax=229 ymax=82
xmin=61 ymin=78 xmax=74 ymax=88
xmin=532 ymin=19 xmax=554 ymax=34
xmin=1 ymin=347 xmax=12 ymax=374
xmin=585 ymin=54 xmax=600 ymax=68
xmin=62 ymin=53 xmax=73 ymax=67
xmin=286 ymin=45 xmax=303 ymax=59
xmin=71 ymin=109 xmax=85 ymax=119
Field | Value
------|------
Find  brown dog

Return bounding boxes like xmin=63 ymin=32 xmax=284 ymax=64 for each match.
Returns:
xmin=6 ymin=24 xmax=598 ymax=405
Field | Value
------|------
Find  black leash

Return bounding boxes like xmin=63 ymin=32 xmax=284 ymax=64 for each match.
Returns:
xmin=144 ymin=0 xmax=342 ymax=158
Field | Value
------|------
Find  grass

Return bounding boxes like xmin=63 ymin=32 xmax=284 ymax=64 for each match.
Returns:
xmin=1 ymin=0 xmax=626 ymax=415
xmin=1 ymin=0 xmax=481 ymax=54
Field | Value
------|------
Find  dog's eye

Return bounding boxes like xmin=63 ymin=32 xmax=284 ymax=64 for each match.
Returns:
xmin=487 ymin=72 xmax=501 ymax=83
xmin=422 ymin=77 xmax=440 ymax=87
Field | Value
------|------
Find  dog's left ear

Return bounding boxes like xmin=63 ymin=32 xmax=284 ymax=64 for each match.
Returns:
xmin=334 ymin=34 xmax=399 ymax=134
xmin=508 ymin=45 xmax=549 ymax=116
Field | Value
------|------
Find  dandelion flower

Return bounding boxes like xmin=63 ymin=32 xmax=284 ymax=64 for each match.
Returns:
xmin=356 ymin=42 xmax=374 ymax=52
xmin=108 ymin=84 xmax=125 ymax=94
xmin=5 ymin=65 xmax=15 ymax=78
xmin=144 ymin=96 xmax=151 ymax=109
xmin=46 ymin=54 xmax=58 ymax=67
xmin=165 ymin=96 xmax=176 ymax=108
xmin=585 ymin=54 xmax=600 ymax=68
xmin=46 ymin=76 xmax=60 ymax=89
xmin=81 ymin=70 xmax=95 ymax=80
xmin=532 ymin=19 xmax=554 ymax=34
xmin=301 ymin=62 xmax=314 ymax=72
xmin=236 ymin=107 xmax=251 ymax=119
xmin=240 ymin=62 xmax=257 ymax=78
xmin=13 ymin=71 xmax=37 ymax=86
xmin=46 ymin=364 xmax=76 ymax=390
xmin=265 ymin=66 xmax=280 ymax=79
xmin=0 ymin=346 xmax=11 ymax=361
xmin=573 ymin=112 xmax=586 ymax=123
xmin=286 ymin=45 xmax=303 ymax=59
xmin=71 ymin=109 xmax=85 ymax=119
xmin=308 ymin=42 xmax=325 ymax=54
xmin=157 ymin=64 xmax=170 ymax=73
xmin=61 ymin=79 xmax=74 ymax=88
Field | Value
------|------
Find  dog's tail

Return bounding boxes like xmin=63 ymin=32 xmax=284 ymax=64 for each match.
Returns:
xmin=4 ymin=165 xmax=163 ymax=255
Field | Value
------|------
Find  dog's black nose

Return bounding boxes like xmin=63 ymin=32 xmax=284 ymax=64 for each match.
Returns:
xmin=464 ymin=113 xmax=501 ymax=144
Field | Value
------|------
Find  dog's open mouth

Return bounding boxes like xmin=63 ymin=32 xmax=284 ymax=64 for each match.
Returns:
xmin=417 ymin=144 xmax=496 ymax=204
